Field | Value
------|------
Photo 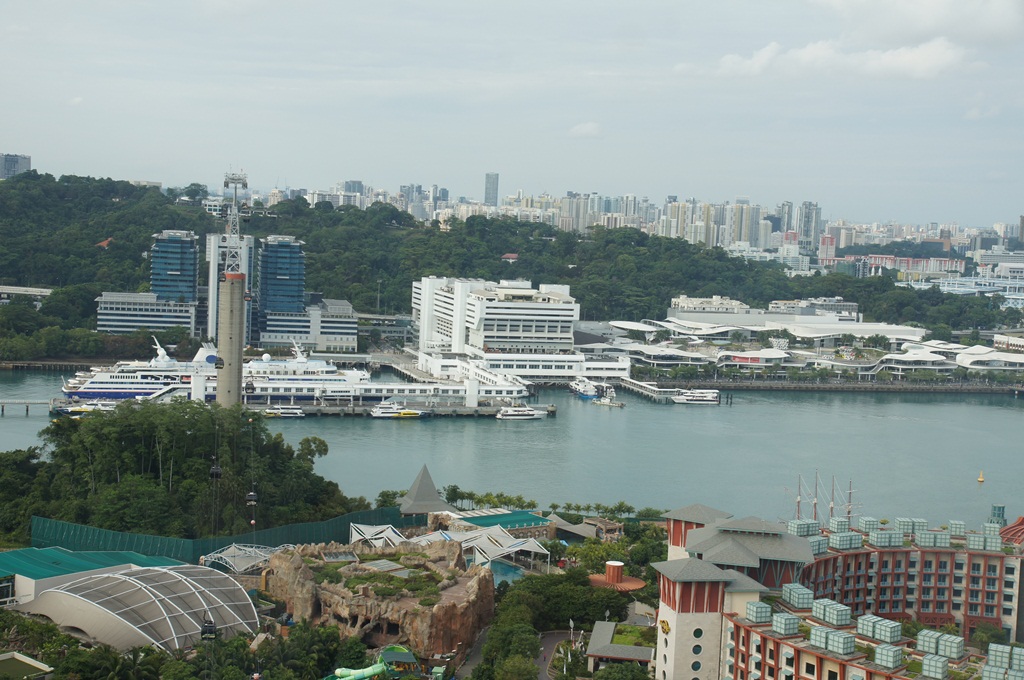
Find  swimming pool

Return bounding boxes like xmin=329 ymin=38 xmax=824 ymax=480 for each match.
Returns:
xmin=467 ymin=558 xmax=525 ymax=584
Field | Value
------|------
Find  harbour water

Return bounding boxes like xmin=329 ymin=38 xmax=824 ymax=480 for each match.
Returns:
xmin=2 ymin=369 xmax=1021 ymax=527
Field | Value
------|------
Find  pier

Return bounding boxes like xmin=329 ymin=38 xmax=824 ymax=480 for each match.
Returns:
xmin=0 ymin=400 xmax=51 ymax=416
xmin=617 ymin=377 xmax=682 ymax=403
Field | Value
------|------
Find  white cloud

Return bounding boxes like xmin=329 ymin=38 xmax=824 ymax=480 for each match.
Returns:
xmin=716 ymin=43 xmax=782 ymax=77
xmin=69 ymin=97 xmax=84 ymax=106
xmin=810 ymin=0 xmax=1024 ymax=46
xmin=702 ymin=37 xmax=975 ymax=79
xmin=568 ymin=121 xmax=601 ymax=138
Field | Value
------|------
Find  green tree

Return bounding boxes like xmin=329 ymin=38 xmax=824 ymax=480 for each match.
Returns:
xmin=182 ymin=182 xmax=210 ymax=201
xmin=594 ymin=662 xmax=652 ymax=680
xmin=375 ymin=489 xmax=403 ymax=508
xmin=483 ymin=624 xmax=541 ymax=663
xmin=495 ymin=655 xmax=539 ymax=680
xmin=864 ymin=334 xmax=890 ymax=349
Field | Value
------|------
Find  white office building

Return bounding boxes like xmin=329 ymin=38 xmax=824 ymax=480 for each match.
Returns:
xmin=96 ymin=292 xmax=199 ymax=335
xmin=412 ymin=276 xmax=630 ymax=382
xmin=259 ymin=299 xmax=358 ymax=352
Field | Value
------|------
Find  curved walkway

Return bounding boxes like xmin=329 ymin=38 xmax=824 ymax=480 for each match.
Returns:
xmin=538 ymin=631 xmax=570 ymax=680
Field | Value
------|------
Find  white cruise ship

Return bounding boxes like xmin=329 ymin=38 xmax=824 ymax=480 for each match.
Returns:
xmin=61 ymin=339 xmax=369 ymax=401
xmin=60 ymin=339 xmax=531 ymax=405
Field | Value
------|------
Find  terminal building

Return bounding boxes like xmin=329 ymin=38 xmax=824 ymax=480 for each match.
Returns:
xmin=411 ymin=276 xmax=630 ymax=383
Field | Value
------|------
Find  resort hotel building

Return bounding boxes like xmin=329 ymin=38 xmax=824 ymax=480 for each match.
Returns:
xmin=411 ymin=276 xmax=630 ymax=383
xmin=651 ymin=503 xmax=1024 ymax=680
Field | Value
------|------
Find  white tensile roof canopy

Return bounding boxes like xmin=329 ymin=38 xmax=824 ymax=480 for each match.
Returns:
xmin=18 ymin=565 xmax=258 ymax=652
xmin=350 ymin=523 xmax=549 ymax=564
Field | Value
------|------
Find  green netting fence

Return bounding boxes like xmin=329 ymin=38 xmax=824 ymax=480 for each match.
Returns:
xmin=31 ymin=508 xmax=428 ymax=564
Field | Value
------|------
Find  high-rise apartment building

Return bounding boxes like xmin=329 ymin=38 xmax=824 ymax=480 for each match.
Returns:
xmin=797 ymin=201 xmax=823 ymax=250
xmin=776 ymin=200 xmax=794 ymax=232
xmin=150 ymin=230 xmax=200 ymax=302
xmin=818 ymin=234 xmax=837 ymax=260
xmin=484 ymin=173 xmax=499 ymax=207
xmin=1 ymin=153 xmax=31 ymax=180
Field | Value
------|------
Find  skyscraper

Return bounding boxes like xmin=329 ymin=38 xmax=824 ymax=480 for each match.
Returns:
xmin=256 ymin=235 xmax=306 ymax=316
xmin=1 ymin=154 xmax=31 ymax=180
xmin=150 ymin=230 xmax=199 ymax=302
xmin=796 ymin=201 xmax=822 ymax=250
xmin=484 ymin=173 xmax=499 ymax=207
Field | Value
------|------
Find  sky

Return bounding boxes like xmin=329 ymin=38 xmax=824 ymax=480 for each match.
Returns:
xmin=4 ymin=0 xmax=1023 ymax=227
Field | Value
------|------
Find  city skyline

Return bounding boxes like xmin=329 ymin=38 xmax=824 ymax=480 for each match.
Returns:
xmin=4 ymin=1 xmax=1023 ymax=227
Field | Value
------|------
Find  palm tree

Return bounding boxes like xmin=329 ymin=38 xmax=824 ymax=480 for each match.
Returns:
xmin=549 ymin=502 xmax=561 ymax=514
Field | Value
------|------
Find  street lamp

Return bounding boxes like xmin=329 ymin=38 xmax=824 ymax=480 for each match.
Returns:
xmin=376 ymin=279 xmax=383 ymax=313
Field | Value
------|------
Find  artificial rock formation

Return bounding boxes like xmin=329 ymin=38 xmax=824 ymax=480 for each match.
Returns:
xmin=264 ymin=540 xmax=494 ymax=658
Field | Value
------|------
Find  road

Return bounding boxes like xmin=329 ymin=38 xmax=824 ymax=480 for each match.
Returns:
xmin=455 ymin=628 xmax=570 ymax=680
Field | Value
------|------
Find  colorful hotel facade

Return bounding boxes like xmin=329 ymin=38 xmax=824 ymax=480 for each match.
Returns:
xmin=653 ymin=504 xmax=1024 ymax=680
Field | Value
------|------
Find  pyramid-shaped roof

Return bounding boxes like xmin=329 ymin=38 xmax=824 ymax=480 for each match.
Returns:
xmin=399 ymin=465 xmax=457 ymax=515
xmin=663 ymin=503 xmax=733 ymax=524
xmin=652 ymin=556 xmax=732 ymax=582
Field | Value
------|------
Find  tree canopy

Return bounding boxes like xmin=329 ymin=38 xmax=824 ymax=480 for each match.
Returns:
xmin=0 ymin=400 xmax=368 ymax=544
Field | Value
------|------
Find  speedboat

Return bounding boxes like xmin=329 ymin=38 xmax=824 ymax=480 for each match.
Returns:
xmin=54 ymin=400 xmax=118 ymax=415
xmin=370 ymin=402 xmax=431 ymax=419
xmin=495 ymin=405 xmax=546 ymax=420
xmin=568 ymin=377 xmax=599 ymax=398
xmin=264 ymin=405 xmax=305 ymax=418
xmin=593 ymin=387 xmax=625 ymax=408
xmin=671 ymin=389 xmax=721 ymax=405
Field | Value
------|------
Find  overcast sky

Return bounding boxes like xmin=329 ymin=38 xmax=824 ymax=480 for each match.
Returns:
xmin=4 ymin=1 xmax=1023 ymax=226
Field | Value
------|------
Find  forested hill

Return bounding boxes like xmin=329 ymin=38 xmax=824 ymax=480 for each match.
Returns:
xmin=0 ymin=172 xmax=215 ymax=290
xmin=0 ymin=173 xmax=1018 ymax=336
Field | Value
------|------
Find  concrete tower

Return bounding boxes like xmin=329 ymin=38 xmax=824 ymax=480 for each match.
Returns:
xmin=216 ymin=172 xmax=248 ymax=407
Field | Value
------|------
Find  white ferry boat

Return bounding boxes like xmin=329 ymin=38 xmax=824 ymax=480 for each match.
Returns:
xmin=370 ymin=402 xmax=431 ymax=419
xmin=568 ymin=377 xmax=599 ymax=398
xmin=264 ymin=405 xmax=305 ymax=418
xmin=671 ymin=389 xmax=721 ymax=405
xmin=495 ymin=405 xmax=546 ymax=420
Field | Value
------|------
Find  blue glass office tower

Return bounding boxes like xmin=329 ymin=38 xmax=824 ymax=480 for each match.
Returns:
xmin=150 ymin=230 xmax=199 ymax=302
xmin=256 ymin=235 xmax=306 ymax=332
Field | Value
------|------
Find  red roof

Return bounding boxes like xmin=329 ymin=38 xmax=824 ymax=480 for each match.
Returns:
xmin=1001 ymin=517 xmax=1024 ymax=545
xmin=500 ymin=253 xmax=518 ymax=260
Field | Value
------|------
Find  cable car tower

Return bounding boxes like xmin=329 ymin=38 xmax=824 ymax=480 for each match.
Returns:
xmin=222 ymin=172 xmax=247 ymax=274
xmin=216 ymin=171 xmax=248 ymax=407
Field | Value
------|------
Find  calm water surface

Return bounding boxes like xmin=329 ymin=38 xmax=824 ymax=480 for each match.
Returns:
xmin=2 ymin=370 xmax=1021 ymax=526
